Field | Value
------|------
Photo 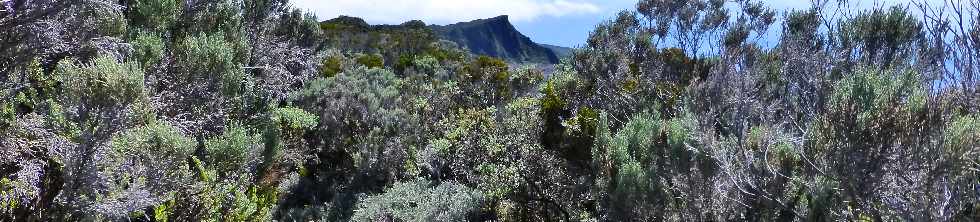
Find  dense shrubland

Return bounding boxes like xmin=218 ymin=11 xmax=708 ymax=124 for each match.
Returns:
xmin=1 ymin=0 xmax=978 ymax=221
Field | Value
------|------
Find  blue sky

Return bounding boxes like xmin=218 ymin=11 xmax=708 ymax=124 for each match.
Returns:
xmin=292 ymin=0 xmax=947 ymax=47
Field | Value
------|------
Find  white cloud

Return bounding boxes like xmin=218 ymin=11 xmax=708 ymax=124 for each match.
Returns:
xmin=290 ymin=0 xmax=601 ymax=24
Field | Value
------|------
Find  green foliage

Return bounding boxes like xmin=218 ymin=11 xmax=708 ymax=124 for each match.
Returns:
xmin=839 ymin=6 xmax=923 ymax=65
xmin=289 ymin=67 xmax=406 ymax=178
xmin=128 ymin=0 xmax=181 ymax=32
xmin=658 ymin=47 xmax=710 ymax=87
xmin=352 ymin=180 xmax=483 ymax=222
xmin=436 ymin=107 xmax=499 ymax=158
xmin=467 ymin=56 xmax=510 ymax=82
xmin=609 ymin=112 xmax=660 ymax=168
xmin=664 ymin=111 xmax=700 ymax=169
xmin=574 ymin=107 xmax=600 ymax=135
xmin=0 ymin=178 xmax=19 ymax=215
xmin=593 ymin=112 xmax=614 ymax=170
xmin=320 ymin=16 xmax=370 ymax=32
xmin=95 ymin=7 xmax=129 ymax=37
xmin=176 ymin=32 xmax=244 ymax=96
xmin=0 ymin=102 xmax=13 ymax=130
xmin=476 ymin=163 xmax=521 ymax=199
xmin=153 ymin=198 xmax=175 ymax=222
xmin=260 ymin=106 xmax=317 ymax=178
xmin=5 ymin=1 xmax=980 ymax=221
xmin=56 ymin=55 xmax=146 ymax=107
xmin=205 ymin=124 xmax=260 ymax=175
xmin=784 ymin=9 xmax=823 ymax=48
xmin=319 ymin=55 xmax=343 ymax=77
xmin=826 ymin=68 xmax=923 ymax=125
xmin=398 ymin=54 xmax=443 ymax=75
xmin=242 ymin=0 xmax=287 ymax=26
xmin=540 ymin=80 xmax=567 ymax=115
xmin=275 ymin=9 xmax=323 ymax=46
xmin=944 ymin=115 xmax=980 ymax=170
xmin=16 ymin=59 xmax=58 ymax=107
xmin=414 ymin=55 xmax=442 ymax=73
xmin=510 ymin=65 xmax=544 ymax=92
xmin=90 ymin=121 xmax=196 ymax=219
xmin=130 ymin=30 xmax=166 ymax=70
xmin=271 ymin=107 xmax=318 ymax=130
xmin=807 ymin=67 xmax=933 ymax=218
xmin=594 ymin=111 xmax=663 ymax=220
xmin=183 ymin=0 xmax=243 ymax=36
xmin=110 ymin=121 xmax=195 ymax=171
xmin=226 ymin=186 xmax=278 ymax=221
xmin=539 ymin=64 xmax=597 ymax=162
xmin=356 ymin=53 xmax=385 ymax=68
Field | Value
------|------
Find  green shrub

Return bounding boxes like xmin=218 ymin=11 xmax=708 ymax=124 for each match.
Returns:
xmin=56 ymin=55 xmax=145 ymax=107
xmin=96 ymin=7 xmax=128 ymax=37
xmin=225 ymin=185 xmax=278 ymax=221
xmin=827 ymin=68 xmax=922 ymax=116
xmin=108 ymin=120 xmax=196 ymax=205
xmin=131 ymin=30 xmax=166 ymax=70
xmin=436 ymin=107 xmax=501 ymax=158
xmin=128 ymin=0 xmax=181 ymax=32
xmin=176 ymin=32 xmax=244 ymax=97
xmin=182 ymin=0 xmax=242 ymax=36
xmin=319 ymin=56 xmax=343 ymax=77
xmin=356 ymin=53 xmax=384 ymax=68
xmin=665 ymin=112 xmax=698 ymax=169
xmin=807 ymin=67 xmax=930 ymax=217
xmin=611 ymin=112 xmax=660 ymax=166
xmin=412 ymin=55 xmax=441 ymax=74
xmin=0 ymin=102 xmax=13 ymax=130
xmin=15 ymin=59 xmax=58 ymax=106
xmin=111 ymin=121 xmax=195 ymax=167
xmin=540 ymin=80 xmax=567 ymax=114
xmin=508 ymin=65 xmax=544 ymax=96
xmin=944 ymin=115 xmax=980 ymax=170
xmin=352 ymin=180 xmax=483 ymax=222
xmin=205 ymin=124 xmax=260 ymax=176
xmin=271 ymin=107 xmax=318 ymax=130
xmin=839 ymin=6 xmax=922 ymax=65
xmin=592 ymin=111 xmax=670 ymax=220
xmin=467 ymin=56 xmax=510 ymax=82
xmin=476 ymin=163 xmax=521 ymax=199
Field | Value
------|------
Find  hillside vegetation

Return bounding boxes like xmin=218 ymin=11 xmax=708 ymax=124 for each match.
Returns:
xmin=1 ymin=0 xmax=979 ymax=221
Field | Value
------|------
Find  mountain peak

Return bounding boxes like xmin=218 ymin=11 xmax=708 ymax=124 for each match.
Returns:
xmin=488 ymin=15 xmax=509 ymax=22
xmin=432 ymin=15 xmax=559 ymax=64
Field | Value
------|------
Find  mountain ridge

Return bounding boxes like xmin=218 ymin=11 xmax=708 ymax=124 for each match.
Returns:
xmin=542 ymin=43 xmax=574 ymax=59
xmin=430 ymin=15 xmax=560 ymax=64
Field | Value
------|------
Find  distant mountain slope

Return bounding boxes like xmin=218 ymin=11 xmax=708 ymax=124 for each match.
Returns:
xmin=431 ymin=15 xmax=560 ymax=64
xmin=542 ymin=44 xmax=574 ymax=59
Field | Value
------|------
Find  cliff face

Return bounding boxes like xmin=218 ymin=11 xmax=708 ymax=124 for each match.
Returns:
xmin=431 ymin=15 xmax=560 ymax=64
